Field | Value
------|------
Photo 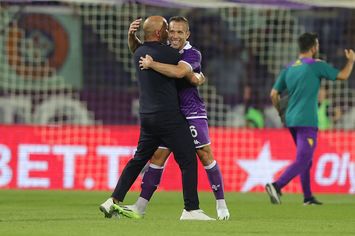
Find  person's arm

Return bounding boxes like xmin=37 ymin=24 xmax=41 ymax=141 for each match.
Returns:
xmin=337 ymin=49 xmax=355 ymax=80
xmin=185 ymin=72 xmax=206 ymax=86
xmin=270 ymin=89 xmax=281 ymax=112
xmin=140 ymin=52 xmax=205 ymax=86
xmin=128 ymin=18 xmax=143 ymax=54
xmin=270 ymin=69 xmax=287 ymax=115
xmin=139 ymin=54 xmax=192 ymax=79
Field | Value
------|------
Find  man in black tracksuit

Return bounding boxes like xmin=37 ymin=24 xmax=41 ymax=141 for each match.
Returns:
xmin=100 ymin=16 xmax=213 ymax=220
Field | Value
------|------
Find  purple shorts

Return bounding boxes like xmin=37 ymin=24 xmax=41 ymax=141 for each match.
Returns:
xmin=288 ymin=127 xmax=318 ymax=148
xmin=159 ymin=118 xmax=211 ymax=149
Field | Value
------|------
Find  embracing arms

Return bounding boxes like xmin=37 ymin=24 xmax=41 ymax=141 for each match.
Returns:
xmin=139 ymin=54 xmax=206 ymax=86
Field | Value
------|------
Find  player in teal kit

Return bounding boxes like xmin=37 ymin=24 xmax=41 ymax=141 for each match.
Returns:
xmin=117 ymin=16 xmax=230 ymax=220
xmin=266 ymin=32 xmax=355 ymax=205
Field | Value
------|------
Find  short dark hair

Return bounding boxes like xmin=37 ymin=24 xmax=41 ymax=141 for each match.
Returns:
xmin=169 ymin=16 xmax=189 ymax=30
xmin=298 ymin=32 xmax=318 ymax=53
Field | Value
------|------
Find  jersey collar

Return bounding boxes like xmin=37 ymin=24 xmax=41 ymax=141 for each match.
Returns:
xmin=179 ymin=41 xmax=192 ymax=54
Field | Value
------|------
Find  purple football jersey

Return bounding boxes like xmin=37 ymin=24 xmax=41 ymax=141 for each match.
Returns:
xmin=177 ymin=42 xmax=207 ymax=119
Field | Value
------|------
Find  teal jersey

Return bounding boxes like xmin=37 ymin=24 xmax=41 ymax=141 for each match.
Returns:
xmin=273 ymin=58 xmax=339 ymax=127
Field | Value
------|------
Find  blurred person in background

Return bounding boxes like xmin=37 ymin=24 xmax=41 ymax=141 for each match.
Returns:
xmin=243 ymin=84 xmax=265 ymax=128
xmin=317 ymin=86 xmax=342 ymax=130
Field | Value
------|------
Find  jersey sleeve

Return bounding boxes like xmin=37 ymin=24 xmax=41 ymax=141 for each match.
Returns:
xmin=180 ymin=49 xmax=201 ymax=71
xmin=315 ymin=61 xmax=339 ymax=81
xmin=273 ymin=68 xmax=287 ymax=92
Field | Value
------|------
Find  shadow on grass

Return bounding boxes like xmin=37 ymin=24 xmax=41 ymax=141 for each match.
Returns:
xmin=0 ymin=216 xmax=103 ymax=223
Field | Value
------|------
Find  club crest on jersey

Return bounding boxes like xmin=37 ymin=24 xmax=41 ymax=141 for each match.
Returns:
xmin=292 ymin=59 xmax=303 ymax=67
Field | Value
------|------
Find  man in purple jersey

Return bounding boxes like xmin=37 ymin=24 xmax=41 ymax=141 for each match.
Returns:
xmin=123 ymin=16 xmax=230 ymax=220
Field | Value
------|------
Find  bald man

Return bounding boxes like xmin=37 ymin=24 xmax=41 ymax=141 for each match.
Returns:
xmin=100 ymin=16 xmax=214 ymax=220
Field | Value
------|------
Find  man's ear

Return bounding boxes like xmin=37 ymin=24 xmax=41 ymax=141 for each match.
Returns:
xmin=155 ymin=30 xmax=160 ymax=38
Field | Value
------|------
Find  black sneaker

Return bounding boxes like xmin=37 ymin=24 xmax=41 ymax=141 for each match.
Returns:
xmin=304 ymin=197 xmax=323 ymax=205
xmin=265 ymin=183 xmax=282 ymax=204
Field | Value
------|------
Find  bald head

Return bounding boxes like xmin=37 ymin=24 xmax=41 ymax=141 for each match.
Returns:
xmin=143 ymin=16 xmax=168 ymax=43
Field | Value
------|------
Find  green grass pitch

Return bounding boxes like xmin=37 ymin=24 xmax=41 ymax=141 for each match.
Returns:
xmin=1 ymin=190 xmax=355 ymax=236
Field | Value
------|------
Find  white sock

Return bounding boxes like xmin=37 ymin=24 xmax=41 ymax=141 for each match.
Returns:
xmin=149 ymin=163 xmax=164 ymax=169
xmin=134 ymin=197 xmax=148 ymax=214
xmin=204 ymin=160 xmax=217 ymax=170
xmin=216 ymin=199 xmax=227 ymax=209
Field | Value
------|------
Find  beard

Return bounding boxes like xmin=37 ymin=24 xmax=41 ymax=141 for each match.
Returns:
xmin=312 ymin=52 xmax=318 ymax=59
xmin=159 ymin=32 xmax=169 ymax=45
xmin=160 ymin=38 xmax=168 ymax=45
xmin=312 ymin=48 xmax=319 ymax=59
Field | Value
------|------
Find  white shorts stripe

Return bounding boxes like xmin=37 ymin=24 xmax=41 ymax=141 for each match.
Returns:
xmin=195 ymin=142 xmax=211 ymax=149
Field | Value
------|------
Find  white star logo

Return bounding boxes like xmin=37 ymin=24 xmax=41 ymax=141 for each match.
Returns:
xmin=236 ymin=142 xmax=290 ymax=192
